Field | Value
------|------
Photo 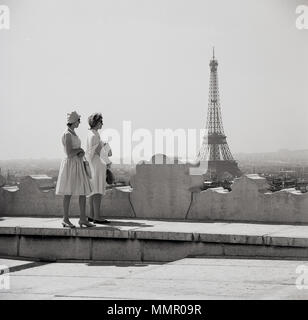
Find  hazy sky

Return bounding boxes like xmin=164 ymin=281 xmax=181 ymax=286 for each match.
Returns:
xmin=0 ymin=0 xmax=307 ymax=161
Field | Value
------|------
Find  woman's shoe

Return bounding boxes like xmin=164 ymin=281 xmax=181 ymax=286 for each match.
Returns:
xmin=87 ymin=217 xmax=94 ymax=222
xmin=78 ymin=220 xmax=96 ymax=228
xmin=62 ymin=221 xmax=76 ymax=228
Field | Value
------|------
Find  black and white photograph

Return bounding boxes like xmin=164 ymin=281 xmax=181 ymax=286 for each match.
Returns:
xmin=0 ymin=0 xmax=308 ymax=306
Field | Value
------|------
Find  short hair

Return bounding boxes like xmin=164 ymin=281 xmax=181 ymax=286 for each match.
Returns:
xmin=88 ymin=113 xmax=103 ymax=129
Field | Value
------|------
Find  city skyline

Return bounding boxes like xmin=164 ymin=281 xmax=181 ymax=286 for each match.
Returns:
xmin=0 ymin=0 xmax=307 ymax=160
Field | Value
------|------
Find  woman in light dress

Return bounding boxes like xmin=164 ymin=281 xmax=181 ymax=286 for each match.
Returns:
xmin=86 ymin=113 xmax=111 ymax=224
xmin=56 ymin=111 xmax=95 ymax=228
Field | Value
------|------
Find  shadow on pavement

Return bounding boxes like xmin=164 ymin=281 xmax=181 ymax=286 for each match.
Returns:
xmin=87 ymin=261 xmax=166 ymax=267
xmin=107 ymin=221 xmax=153 ymax=228
xmin=8 ymin=262 xmax=51 ymax=273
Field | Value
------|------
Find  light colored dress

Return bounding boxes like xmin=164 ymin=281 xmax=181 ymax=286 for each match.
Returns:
xmin=100 ymin=142 xmax=112 ymax=167
xmin=86 ymin=129 xmax=107 ymax=195
xmin=56 ymin=130 xmax=92 ymax=196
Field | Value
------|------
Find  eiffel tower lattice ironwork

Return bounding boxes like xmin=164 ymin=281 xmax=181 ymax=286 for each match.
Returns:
xmin=197 ymin=49 xmax=242 ymax=179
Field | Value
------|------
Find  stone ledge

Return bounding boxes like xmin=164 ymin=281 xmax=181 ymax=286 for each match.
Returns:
xmin=1 ymin=234 xmax=308 ymax=262
xmin=0 ymin=227 xmax=17 ymax=235
xmin=263 ymin=235 xmax=308 ymax=248
xmin=198 ymin=233 xmax=264 ymax=245
xmin=133 ymin=230 xmax=194 ymax=242
xmin=11 ymin=226 xmax=130 ymax=239
xmin=1 ymin=225 xmax=308 ymax=249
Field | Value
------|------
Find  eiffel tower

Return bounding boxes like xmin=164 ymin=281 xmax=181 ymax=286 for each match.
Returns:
xmin=197 ymin=49 xmax=242 ymax=179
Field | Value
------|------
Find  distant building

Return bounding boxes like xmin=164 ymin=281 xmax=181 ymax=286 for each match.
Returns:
xmin=0 ymin=174 xmax=5 ymax=187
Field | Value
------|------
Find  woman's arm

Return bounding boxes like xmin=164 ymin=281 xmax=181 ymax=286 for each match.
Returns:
xmin=86 ymin=134 xmax=100 ymax=159
xmin=64 ymin=133 xmax=83 ymax=157
xmin=103 ymin=142 xmax=112 ymax=157
xmin=95 ymin=142 xmax=103 ymax=156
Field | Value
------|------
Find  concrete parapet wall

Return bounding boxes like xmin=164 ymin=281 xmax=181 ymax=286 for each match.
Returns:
xmin=188 ymin=174 xmax=308 ymax=223
xmin=130 ymin=155 xmax=204 ymax=219
xmin=0 ymin=177 xmax=134 ymax=218
xmin=101 ymin=186 xmax=135 ymax=218
xmin=0 ymin=156 xmax=308 ymax=224
xmin=1 ymin=177 xmax=78 ymax=216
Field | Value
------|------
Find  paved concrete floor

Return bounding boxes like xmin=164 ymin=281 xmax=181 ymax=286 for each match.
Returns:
xmin=1 ymin=257 xmax=308 ymax=300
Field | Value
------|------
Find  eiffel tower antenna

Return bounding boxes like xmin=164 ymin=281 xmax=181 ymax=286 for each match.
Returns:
xmin=197 ymin=50 xmax=242 ymax=179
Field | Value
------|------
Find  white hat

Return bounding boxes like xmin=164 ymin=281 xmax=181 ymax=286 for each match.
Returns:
xmin=67 ymin=111 xmax=81 ymax=124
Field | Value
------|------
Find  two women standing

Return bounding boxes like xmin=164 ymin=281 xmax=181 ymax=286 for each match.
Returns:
xmin=55 ymin=111 xmax=110 ymax=228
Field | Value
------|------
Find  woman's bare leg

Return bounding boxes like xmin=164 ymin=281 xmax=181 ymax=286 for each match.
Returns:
xmin=93 ymin=194 xmax=102 ymax=220
xmin=79 ymin=195 xmax=86 ymax=222
xmin=89 ymin=195 xmax=94 ymax=219
xmin=63 ymin=195 xmax=72 ymax=222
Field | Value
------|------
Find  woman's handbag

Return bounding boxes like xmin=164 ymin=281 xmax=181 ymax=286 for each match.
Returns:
xmin=106 ymin=168 xmax=115 ymax=185
xmin=83 ymin=158 xmax=92 ymax=179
